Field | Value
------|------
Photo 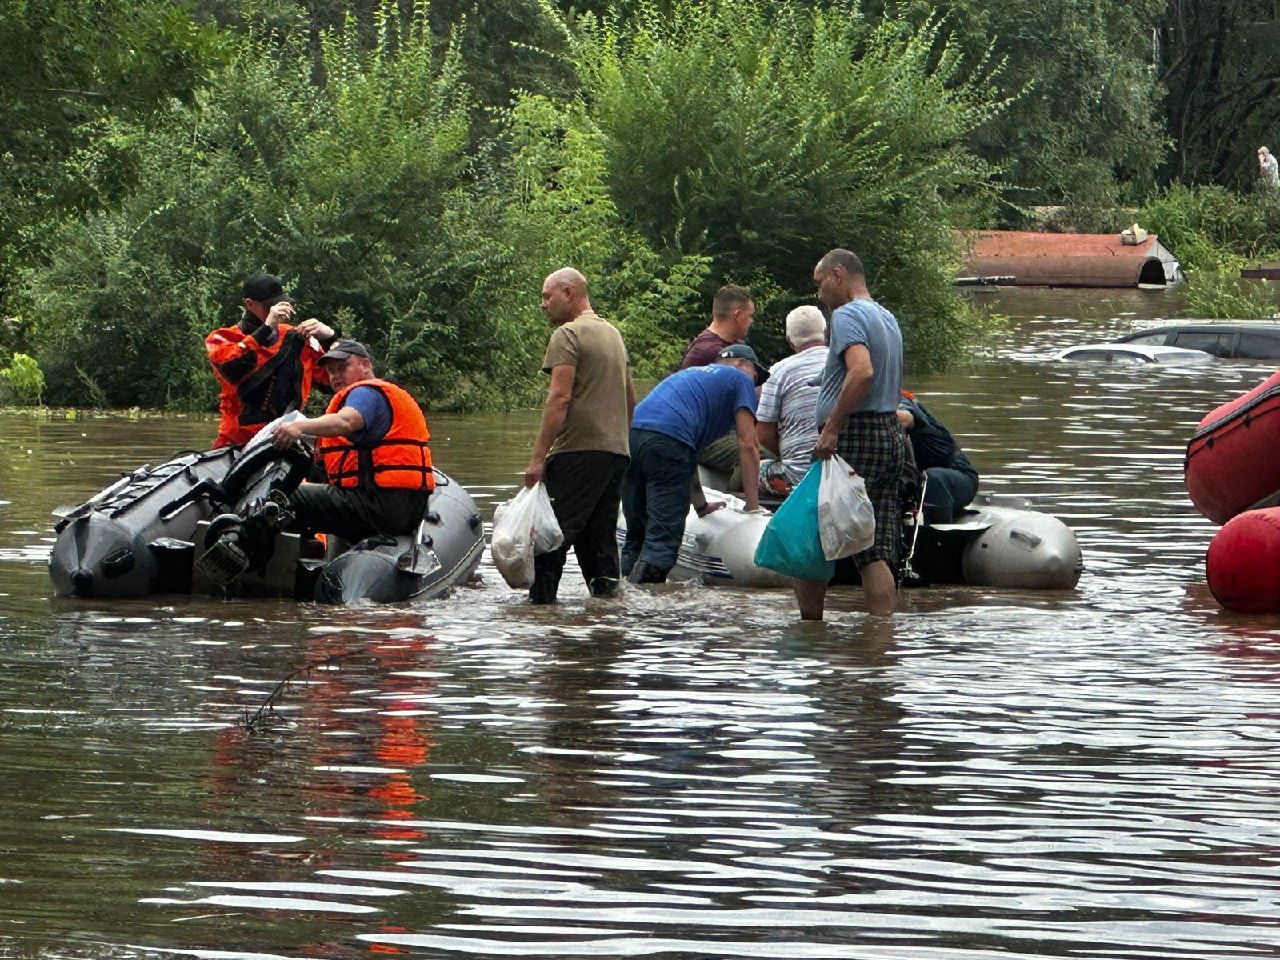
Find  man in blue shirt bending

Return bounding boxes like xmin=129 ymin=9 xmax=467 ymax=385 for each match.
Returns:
xmin=623 ymin=345 xmax=767 ymax=584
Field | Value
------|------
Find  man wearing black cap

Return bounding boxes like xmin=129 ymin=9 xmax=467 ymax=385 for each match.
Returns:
xmin=268 ymin=338 xmax=434 ymax=544
xmin=621 ymin=346 xmax=766 ymax=584
xmin=205 ymin=272 xmax=340 ymax=448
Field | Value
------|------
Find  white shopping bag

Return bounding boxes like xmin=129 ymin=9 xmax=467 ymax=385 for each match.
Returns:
xmin=818 ymin=455 xmax=876 ymax=561
xmin=490 ymin=483 xmax=564 ymax=588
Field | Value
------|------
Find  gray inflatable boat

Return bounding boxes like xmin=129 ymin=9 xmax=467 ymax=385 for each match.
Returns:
xmin=50 ymin=418 xmax=483 ymax=603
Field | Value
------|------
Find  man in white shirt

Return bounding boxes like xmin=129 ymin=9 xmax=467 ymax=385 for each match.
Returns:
xmin=754 ymin=306 xmax=827 ymax=497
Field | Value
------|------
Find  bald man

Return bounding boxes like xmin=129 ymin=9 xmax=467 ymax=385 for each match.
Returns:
xmin=523 ymin=268 xmax=635 ymax=603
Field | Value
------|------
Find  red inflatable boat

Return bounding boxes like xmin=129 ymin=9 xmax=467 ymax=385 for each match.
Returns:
xmin=1185 ymin=371 xmax=1280 ymax=524
xmin=1207 ymin=508 xmax=1280 ymax=613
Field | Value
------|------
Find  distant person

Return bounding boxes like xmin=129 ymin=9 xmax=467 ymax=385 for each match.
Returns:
xmin=897 ymin=392 xmax=979 ymax=523
xmin=1260 ymin=146 xmax=1279 ymax=188
xmin=755 ymin=305 xmax=826 ymax=497
xmin=622 ymin=347 xmax=767 ymax=584
xmin=523 ymin=268 xmax=634 ymax=604
xmin=794 ymin=249 xmax=905 ymax=622
xmin=206 ymin=272 xmax=340 ymax=448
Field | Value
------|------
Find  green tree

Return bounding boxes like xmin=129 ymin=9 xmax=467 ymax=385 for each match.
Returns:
xmin=869 ymin=0 xmax=1167 ymax=211
xmin=541 ymin=0 xmax=1000 ymax=364
xmin=0 ymin=0 xmax=230 ymax=312
xmin=20 ymin=6 xmax=475 ymax=408
xmin=1158 ymin=0 xmax=1280 ymax=187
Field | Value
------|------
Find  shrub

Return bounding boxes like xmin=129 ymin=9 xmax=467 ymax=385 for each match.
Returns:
xmin=0 ymin=353 xmax=46 ymax=405
xmin=541 ymin=0 xmax=1003 ymax=368
xmin=1138 ymin=184 xmax=1280 ymax=319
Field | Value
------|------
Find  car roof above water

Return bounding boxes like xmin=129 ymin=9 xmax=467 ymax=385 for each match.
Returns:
xmin=1055 ymin=343 xmax=1217 ymax=364
xmin=1112 ymin=321 xmax=1280 ymax=358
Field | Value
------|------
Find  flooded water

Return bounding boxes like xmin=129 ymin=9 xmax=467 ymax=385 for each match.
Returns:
xmin=4 ymin=288 xmax=1280 ymax=959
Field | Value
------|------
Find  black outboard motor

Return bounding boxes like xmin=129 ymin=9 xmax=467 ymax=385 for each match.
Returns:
xmin=193 ymin=421 xmax=314 ymax=587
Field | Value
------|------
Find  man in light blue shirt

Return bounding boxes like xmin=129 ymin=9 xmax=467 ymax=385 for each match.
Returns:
xmin=797 ymin=249 xmax=907 ymax=621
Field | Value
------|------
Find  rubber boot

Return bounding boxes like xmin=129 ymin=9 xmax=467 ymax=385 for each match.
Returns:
xmin=528 ymin=564 xmax=560 ymax=605
xmin=627 ymin=561 xmax=668 ymax=585
xmin=589 ymin=576 xmax=620 ymax=598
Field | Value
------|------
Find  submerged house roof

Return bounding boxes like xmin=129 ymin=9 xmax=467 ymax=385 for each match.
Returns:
xmin=958 ymin=230 xmax=1183 ymax=287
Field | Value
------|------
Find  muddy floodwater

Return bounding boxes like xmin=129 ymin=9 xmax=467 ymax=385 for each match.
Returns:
xmin=5 ymin=288 xmax=1280 ymax=960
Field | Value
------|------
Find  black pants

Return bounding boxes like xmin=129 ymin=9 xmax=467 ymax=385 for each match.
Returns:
xmin=288 ymin=483 xmax=430 ymax=544
xmin=532 ymin=450 xmax=629 ymax=603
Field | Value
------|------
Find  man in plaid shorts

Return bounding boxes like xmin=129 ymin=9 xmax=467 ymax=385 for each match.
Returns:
xmin=794 ymin=249 xmax=906 ymax=620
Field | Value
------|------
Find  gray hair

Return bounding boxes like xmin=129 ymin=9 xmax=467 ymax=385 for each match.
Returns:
xmin=785 ymin=305 xmax=826 ymax=345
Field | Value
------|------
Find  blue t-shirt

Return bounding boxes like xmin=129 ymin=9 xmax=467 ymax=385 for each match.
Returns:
xmin=342 ymin=385 xmax=393 ymax=445
xmin=814 ymin=298 xmax=904 ymax=427
xmin=632 ymin=364 xmax=758 ymax=452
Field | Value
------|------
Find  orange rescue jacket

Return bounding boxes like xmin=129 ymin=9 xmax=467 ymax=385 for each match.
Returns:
xmin=318 ymin=379 xmax=434 ymax=492
xmin=206 ymin=321 xmax=327 ymax=447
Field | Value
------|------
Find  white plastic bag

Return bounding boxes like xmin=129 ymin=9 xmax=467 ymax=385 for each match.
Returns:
xmin=490 ymin=483 xmax=564 ymax=588
xmin=818 ymin=455 xmax=876 ymax=561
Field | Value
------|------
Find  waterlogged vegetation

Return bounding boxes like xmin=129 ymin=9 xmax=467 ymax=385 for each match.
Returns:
xmin=1 ymin=0 xmax=1278 ymax=411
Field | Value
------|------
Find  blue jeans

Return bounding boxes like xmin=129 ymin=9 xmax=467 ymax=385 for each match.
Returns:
xmin=621 ymin=429 xmax=698 ymax=575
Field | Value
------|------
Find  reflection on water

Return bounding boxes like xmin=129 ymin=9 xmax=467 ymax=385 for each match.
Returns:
xmin=5 ymin=289 xmax=1280 ymax=959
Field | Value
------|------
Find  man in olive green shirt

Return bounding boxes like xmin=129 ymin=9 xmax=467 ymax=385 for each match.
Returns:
xmin=524 ymin=267 xmax=635 ymax=603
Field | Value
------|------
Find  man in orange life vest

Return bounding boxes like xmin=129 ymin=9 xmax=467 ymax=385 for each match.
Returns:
xmin=270 ymin=339 xmax=433 ymax=543
xmin=206 ymin=273 xmax=341 ymax=448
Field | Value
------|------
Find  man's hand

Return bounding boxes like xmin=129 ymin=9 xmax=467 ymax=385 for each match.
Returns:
xmin=696 ymin=500 xmax=725 ymax=518
xmin=265 ymin=301 xmax=294 ymax=330
xmin=272 ymin=419 xmax=309 ymax=449
xmin=814 ymin=423 xmax=840 ymax=460
xmin=523 ymin=460 xmax=544 ymax=488
xmin=294 ymin=317 xmax=335 ymax=341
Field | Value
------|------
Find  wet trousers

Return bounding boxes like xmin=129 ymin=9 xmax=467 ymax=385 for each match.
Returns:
xmin=288 ymin=483 xmax=430 ymax=544
xmin=921 ymin=467 xmax=979 ymax=524
xmin=531 ymin=450 xmax=630 ymax=603
xmin=621 ymin=429 xmax=699 ymax=576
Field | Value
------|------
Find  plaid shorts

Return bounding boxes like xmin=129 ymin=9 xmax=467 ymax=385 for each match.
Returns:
xmin=835 ymin=412 xmax=906 ymax=569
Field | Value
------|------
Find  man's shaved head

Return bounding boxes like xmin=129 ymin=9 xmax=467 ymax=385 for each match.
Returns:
xmin=544 ymin=267 xmax=589 ymax=297
xmin=540 ymin=267 xmax=593 ymax=325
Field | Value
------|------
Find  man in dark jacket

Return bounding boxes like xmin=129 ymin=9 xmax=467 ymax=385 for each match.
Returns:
xmin=897 ymin=392 xmax=979 ymax=523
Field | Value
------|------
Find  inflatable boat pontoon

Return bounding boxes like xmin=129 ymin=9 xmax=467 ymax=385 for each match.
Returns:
xmin=618 ymin=488 xmax=1082 ymax=590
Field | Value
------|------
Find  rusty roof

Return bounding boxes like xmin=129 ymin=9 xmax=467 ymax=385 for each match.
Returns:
xmin=958 ymin=230 xmax=1176 ymax=287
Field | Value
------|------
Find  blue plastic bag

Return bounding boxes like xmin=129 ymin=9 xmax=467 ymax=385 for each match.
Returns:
xmin=753 ymin=463 xmax=835 ymax=581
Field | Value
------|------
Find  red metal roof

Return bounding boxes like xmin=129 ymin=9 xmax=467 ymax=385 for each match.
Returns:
xmin=959 ymin=230 xmax=1176 ymax=287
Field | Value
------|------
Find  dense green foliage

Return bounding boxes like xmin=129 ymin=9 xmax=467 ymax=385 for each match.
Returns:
xmin=0 ymin=354 xmax=45 ymax=406
xmin=872 ymin=0 xmax=1167 ymax=212
xmin=552 ymin=0 xmax=999 ymax=359
xmin=9 ymin=0 xmax=1003 ymax=410
xmin=4 ymin=0 xmax=1280 ymax=410
xmin=1138 ymin=185 xmax=1280 ymax=319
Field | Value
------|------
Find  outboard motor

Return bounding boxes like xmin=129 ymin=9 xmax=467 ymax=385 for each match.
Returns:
xmin=193 ymin=416 xmax=314 ymax=587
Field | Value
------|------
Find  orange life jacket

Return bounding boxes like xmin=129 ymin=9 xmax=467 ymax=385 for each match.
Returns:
xmin=318 ymin=379 xmax=434 ymax=492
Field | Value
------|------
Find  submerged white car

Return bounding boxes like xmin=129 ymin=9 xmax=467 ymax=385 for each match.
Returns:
xmin=1054 ymin=343 xmax=1216 ymax=365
